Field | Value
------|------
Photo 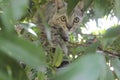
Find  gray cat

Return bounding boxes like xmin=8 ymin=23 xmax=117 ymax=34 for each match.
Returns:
xmin=33 ymin=0 xmax=84 ymax=55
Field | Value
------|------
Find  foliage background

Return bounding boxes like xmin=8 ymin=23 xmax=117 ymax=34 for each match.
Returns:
xmin=0 ymin=0 xmax=120 ymax=80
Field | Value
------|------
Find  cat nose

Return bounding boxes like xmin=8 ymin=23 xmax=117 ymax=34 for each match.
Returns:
xmin=67 ymin=24 xmax=72 ymax=30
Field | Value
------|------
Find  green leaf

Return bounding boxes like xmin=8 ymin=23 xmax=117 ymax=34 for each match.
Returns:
xmin=0 ymin=71 xmax=11 ymax=80
xmin=67 ymin=0 xmax=79 ymax=15
xmin=1 ymin=6 xmax=14 ymax=32
xmin=0 ymin=33 xmax=46 ymax=71
xmin=114 ymin=0 xmax=120 ymax=19
xmin=103 ymin=25 xmax=120 ymax=38
xmin=101 ymin=38 xmax=116 ymax=49
xmin=52 ymin=47 xmax=63 ymax=67
xmin=40 ymin=0 xmax=47 ymax=4
xmin=94 ymin=0 xmax=110 ymax=18
xmin=37 ymin=72 xmax=46 ymax=80
xmin=85 ymin=42 xmax=99 ymax=53
xmin=0 ymin=51 xmax=28 ymax=80
xmin=84 ymin=0 xmax=93 ymax=11
xmin=105 ymin=65 xmax=114 ymax=80
xmin=10 ymin=0 xmax=28 ymax=21
xmin=53 ymin=53 xmax=106 ymax=80
xmin=111 ymin=57 xmax=120 ymax=79
xmin=71 ymin=46 xmax=86 ymax=55
xmin=1 ymin=0 xmax=28 ymax=32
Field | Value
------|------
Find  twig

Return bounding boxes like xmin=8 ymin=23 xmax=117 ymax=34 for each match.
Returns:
xmin=98 ymin=47 xmax=120 ymax=57
xmin=68 ymin=39 xmax=120 ymax=58
xmin=68 ymin=41 xmax=88 ymax=48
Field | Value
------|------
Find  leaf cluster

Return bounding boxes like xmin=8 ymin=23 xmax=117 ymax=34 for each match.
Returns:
xmin=0 ymin=0 xmax=120 ymax=80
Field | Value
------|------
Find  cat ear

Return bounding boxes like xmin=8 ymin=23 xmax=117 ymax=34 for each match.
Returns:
xmin=55 ymin=0 xmax=65 ymax=9
xmin=75 ymin=0 xmax=84 ymax=15
xmin=78 ymin=0 xmax=84 ymax=11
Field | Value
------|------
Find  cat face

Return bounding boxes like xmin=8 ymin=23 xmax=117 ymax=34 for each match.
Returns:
xmin=55 ymin=6 xmax=83 ymax=34
xmin=45 ymin=0 xmax=84 ymax=41
xmin=47 ymin=0 xmax=83 ymax=34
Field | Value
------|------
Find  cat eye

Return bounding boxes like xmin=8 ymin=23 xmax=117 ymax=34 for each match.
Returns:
xmin=73 ymin=17 xmax=80 ymax=23
xmin=60 ymin=16 xmax=66 ymax=22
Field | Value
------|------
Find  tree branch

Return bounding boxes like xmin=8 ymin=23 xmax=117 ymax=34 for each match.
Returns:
xmin=98 ymin=47 xmax=120 ymax=57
